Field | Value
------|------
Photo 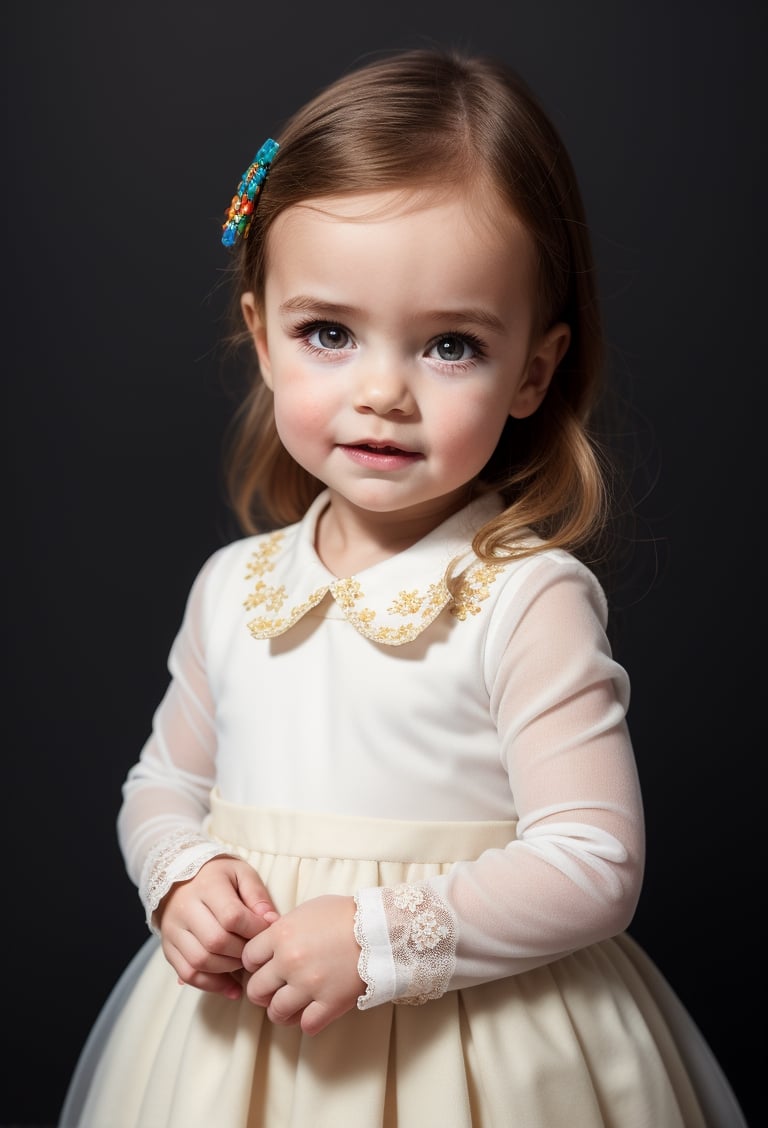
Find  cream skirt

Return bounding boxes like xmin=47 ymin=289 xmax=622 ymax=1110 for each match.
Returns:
xmin=60 ymin=794 xmax=746 ymax=1127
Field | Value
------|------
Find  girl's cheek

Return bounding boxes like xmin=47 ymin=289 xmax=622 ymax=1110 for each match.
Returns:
xmin=274 ymin=394 xmax=329 ymax=438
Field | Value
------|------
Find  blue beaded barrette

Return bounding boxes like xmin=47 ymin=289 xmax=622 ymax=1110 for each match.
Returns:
xmin=221 ymin=138 xmax=279 ymax=248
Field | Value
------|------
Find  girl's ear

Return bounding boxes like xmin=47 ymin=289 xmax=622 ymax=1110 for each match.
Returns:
xmin=241 ymin=292 xmax=273 ymax=389
xmin=509 ymin=322 xmax=571 ymax=419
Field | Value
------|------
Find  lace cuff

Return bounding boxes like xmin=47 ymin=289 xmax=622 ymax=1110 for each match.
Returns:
xmin=139 ymin=826 xmax=231 ymax=932
xmin=354 ymin=882 xmax=457 ymax=1009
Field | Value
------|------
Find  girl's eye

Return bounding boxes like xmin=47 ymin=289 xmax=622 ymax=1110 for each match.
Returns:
xmin=307 ymin=324 xmax=350 ymax=350
xmin=426 ymin=334 xmax=482 ymax=364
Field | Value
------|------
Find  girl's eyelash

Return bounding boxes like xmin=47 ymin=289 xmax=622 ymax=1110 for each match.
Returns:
xmin=290 ymin=318 xmax=342 ymax=338
xmin=288 ymin=321 xmax=489 ymax=365
xmin=290 ymin=320 xmax=487 ymax=345
xmin=427 ymin=330 xmax=489 ymax=365
xmin=289 ymin=319 xmax=352 ymax=356
xmin=449 ymin=330 xmax=487 ymax=355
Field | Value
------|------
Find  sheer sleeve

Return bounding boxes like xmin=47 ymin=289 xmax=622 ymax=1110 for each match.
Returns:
xmin=117 ymin=553 xmax=232 ymax=929
xmin=354 ymin=556 xmax=644 ymax=1008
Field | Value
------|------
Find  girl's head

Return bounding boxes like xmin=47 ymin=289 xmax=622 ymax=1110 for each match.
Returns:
xmin=225 ymin=48 xmax=608 ymax=561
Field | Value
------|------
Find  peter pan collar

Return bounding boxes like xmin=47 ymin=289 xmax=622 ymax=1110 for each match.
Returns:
xmin=242 ymin=490 xmax=508 ymax=646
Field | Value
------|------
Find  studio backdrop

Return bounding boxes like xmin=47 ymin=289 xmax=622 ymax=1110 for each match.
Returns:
xmin=4 ymin=1 xmax=762 ymax=1123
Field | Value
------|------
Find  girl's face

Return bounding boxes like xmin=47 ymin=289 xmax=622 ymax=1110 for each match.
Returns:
xmin=242 ymin=186 xmax=568 ymax=533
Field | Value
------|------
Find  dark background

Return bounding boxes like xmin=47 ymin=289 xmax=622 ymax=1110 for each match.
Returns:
xmin=4 ymin=1 xmax=763 ymax=1124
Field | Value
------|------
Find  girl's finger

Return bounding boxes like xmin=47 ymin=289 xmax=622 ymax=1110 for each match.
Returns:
xmin=165 ymin=929 xmax=245 ymax=977
xmin=267 ymin=984 xmax=308 ymax=1026
xmin=242 ymin=932 xmax=273 ymax=972
xmin=246 ymin=964 xmax=287 ymax=1007
xmin=177 ymin=971 xmax=243 ymax=1000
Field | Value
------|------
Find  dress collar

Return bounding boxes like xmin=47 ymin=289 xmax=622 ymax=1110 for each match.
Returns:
xmin=242 ymin=491 xmax=508 ymax=646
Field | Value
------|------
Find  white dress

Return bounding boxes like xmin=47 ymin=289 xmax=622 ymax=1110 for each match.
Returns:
xmin=60 ymin=491 xmax=746 ymax=1127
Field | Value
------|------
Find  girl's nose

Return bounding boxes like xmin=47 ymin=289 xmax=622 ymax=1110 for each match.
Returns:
xmin=354 ymin=361 xmax=416 ymax=416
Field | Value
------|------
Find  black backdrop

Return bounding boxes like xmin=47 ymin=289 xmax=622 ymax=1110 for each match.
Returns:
xmin=4 ymin=1 xmax=763 ymax=1124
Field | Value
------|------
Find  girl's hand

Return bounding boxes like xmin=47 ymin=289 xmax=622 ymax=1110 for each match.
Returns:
xmin=157 ymin=856 xmax=279 ymax=1000
xmin=242 ymin=895 xmax=366 ymax=1035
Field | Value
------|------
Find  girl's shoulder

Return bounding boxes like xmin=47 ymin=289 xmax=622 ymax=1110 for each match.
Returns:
xmin=196 ymin=493 xmax=331 ymax=602
xmin=177 ymin=522 xmax=302 ymax=629
xmin=210 ymin=522 xmax=301 ymax=577
xmin=456 ymin=542 xmax=609 ymax=632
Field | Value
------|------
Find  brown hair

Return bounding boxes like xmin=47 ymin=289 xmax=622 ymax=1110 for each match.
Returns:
xmin=223 ymin=48 xmax=612 ymax=566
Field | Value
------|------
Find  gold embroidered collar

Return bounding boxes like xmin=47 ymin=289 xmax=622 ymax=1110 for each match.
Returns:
xmin=243 ymin=491 xmax=507 ymax=646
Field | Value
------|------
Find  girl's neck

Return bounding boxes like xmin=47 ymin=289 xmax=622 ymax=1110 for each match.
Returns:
xmin=314 ymin=490 xmax=472 ymax=577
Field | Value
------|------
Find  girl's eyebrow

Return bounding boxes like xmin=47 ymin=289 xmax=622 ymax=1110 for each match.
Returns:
xmin=279 ymin=295 xmax=357 ymax=318
xmin=279 ymin=294 xmax=505 ymax=333
xmin=423 ymin=308 xmax=506 ymax=334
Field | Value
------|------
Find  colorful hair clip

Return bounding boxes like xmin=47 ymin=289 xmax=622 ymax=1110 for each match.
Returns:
xmin=221 ymin=138 xmax=279 ymax=248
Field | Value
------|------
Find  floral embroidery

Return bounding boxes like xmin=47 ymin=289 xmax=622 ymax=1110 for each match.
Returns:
xmin=332 ymin=576 xmax=452 ymax=645
xmin=332 ymin=577 xmax=364 ymax=609
xmin=243 ymin=581 xmax=287 ymax=613
xmin=244 ymin=530 xmax=285 ymax=579
xmin=246 ymin=587 xmax=328 ymax=639
xmin=388 ymin=589 xmax=424 ymax=615
xmin=244 ymin=531 xmax=329 ymax=639
xmin=242 ymin=525 xmax=506 ymax=644
xmin=411 ymin=909 xmax=450 ymax=951
xmin=451 ymin=562 xmax=504 ymax=620
xmin=342 ymin=616 xmax=434 ymax=645
xmin=393 ymin=886 xmax=425 ymax=911
xmin=376 ymin=882 xmax=457 ymax=1006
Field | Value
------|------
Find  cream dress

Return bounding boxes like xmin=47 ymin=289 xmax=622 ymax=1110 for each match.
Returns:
xmin=59 ymin=492 xmax=746 ymax=1127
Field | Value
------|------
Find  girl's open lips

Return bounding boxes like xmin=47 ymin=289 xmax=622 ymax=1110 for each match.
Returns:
xmin=338 ymin=442 xmax=424 ymax=470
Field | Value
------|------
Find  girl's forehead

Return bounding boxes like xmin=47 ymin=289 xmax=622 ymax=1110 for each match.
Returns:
xmin=270 ymin=183 xmax=525 ymax=246
xmin=261 ymin=184 xmax=536 ymax=322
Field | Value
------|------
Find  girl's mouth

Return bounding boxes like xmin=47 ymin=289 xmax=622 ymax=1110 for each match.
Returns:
xmin=339 ymin=442 xmax=423 ymax=470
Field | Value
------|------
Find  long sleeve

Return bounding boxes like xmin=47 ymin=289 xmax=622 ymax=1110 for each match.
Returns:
xmin=354 ymin=557 xmax=645 ymax=1007
xmin=117 ymin=553 xmax=230 ymax=927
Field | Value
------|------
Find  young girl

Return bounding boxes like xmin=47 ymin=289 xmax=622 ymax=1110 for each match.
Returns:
xmin=60 ymin=48 xmax=746 ymax=1127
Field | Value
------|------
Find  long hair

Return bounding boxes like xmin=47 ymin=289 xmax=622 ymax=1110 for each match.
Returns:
xmin=223 ymin=48 xmax=612 ymax=566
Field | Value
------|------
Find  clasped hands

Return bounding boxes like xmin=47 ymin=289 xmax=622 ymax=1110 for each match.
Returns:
xmin=157 ymin=857 xmax=366 ymax=1035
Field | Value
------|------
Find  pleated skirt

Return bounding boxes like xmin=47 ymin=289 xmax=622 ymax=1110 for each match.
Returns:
xmin=59 ymin=793 xmax=746 ymax=1127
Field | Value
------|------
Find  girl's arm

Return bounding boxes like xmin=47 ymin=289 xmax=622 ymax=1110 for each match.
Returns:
xmin=117 ymin=555 xmax=278 ymax=966
xmin=354 ymin=557 xmax=644 ymax=1007
xmin=117 ymin=555 xmax=225 ymax=928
